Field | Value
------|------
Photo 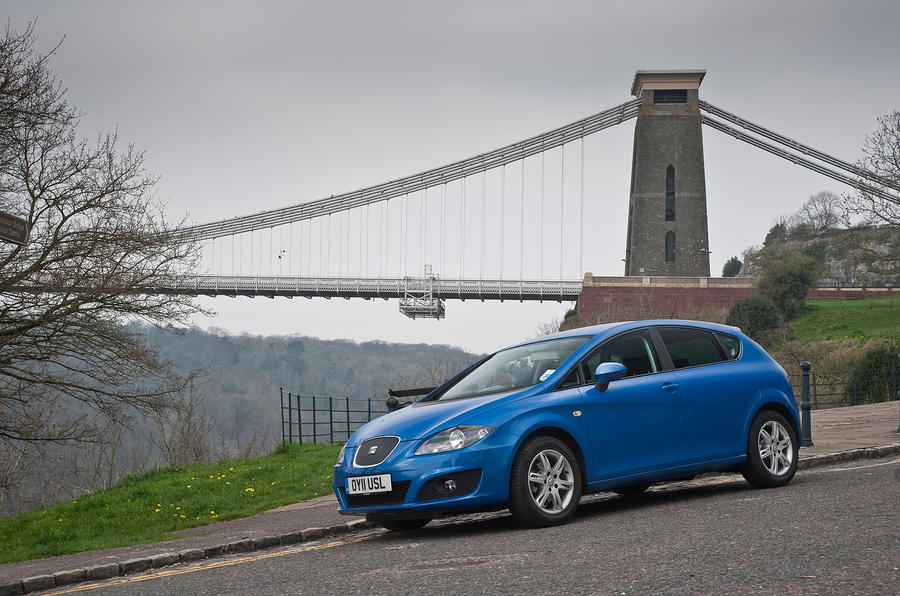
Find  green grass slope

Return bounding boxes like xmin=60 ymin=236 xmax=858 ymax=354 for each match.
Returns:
xmin=788 ymin=298 xmax=900 ymax=343
xmin=0 ymin=443 xmax=340 ymax=564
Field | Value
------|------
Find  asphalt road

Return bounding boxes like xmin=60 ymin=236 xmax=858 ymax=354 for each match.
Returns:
xmin=48 ymin=457 xmax=899 ymax=595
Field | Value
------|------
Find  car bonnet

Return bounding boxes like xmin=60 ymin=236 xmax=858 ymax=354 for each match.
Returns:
xmin=347 ymin=391 xmax=517 ymax=446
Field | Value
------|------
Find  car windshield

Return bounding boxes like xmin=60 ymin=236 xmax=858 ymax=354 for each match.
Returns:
xmin=436 ymin=336 xmax=590 ymax=401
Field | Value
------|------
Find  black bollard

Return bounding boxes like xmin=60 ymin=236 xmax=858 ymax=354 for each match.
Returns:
xmin=800 ymin=361 xmax=813 ymax=447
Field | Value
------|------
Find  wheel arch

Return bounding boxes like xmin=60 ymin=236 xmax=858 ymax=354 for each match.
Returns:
xmin=752 ymin=402 xmax=801 ymax=442
xmin=514 ymin=426 xmax=589 ymax=491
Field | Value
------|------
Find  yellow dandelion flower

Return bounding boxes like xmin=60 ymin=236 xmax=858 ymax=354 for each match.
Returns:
xmin=226 ymin=481 xmax=231 ymax=485
xmin=210 ymin=510 xmax=215 ymax=515
xmin=209 ymin=475 xmax=214 ymax=479
xmin=176 ymin=506 xmax=181 ymax=510
xmin=229 ymin=467 xmax=234 ymax=471
xmin=58 ymin=518 xmax=62 ymax=522
xmin=157 ymin=503 xmax=162 ymax=507
xmin=179 ymin=514 xmax=186 ymax=519
xmin=191 ymin=477 xmax=195 ymax=480
xmin=154 ymin=508 xmax=160 ymax=513
xmin=271 ymin=481 xmax=276 ymax=485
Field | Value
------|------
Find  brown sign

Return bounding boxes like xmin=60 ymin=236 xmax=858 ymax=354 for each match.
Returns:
xmin=0 ymin=211 xmax=30 ymax=245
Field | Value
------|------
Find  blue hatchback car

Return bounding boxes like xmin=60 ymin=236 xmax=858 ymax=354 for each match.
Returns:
xmin=332 ymin=320 xmax=800 ymax=529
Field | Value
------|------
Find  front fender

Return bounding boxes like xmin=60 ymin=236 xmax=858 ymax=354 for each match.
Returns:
xmin=472 ymin=393 xmax=591 ymax=481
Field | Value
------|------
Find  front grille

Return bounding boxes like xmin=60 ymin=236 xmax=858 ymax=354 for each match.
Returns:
xmin=344 ymin=481 xmax=411 ymax=508
xmin=418 ymin=470 xmax=482 ymax=502
xmin=354 ymin=436 xmax=400 ymax=467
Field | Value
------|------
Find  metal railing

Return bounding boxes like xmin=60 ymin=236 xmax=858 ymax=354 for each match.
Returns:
xmin=280 ymin=389 xmax=389 ymax=445
xmin=789 ymin=363 xmax=900 ymax=410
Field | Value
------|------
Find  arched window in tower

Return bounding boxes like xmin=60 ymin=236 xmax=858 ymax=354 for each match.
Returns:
xmin=665 ymin=231 xmax=676 ymax=263
xmin=665 ymin=165 xmax=675 ymax=221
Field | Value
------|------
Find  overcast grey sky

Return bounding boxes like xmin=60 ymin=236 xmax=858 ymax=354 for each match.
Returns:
xmin=5 ymin=0 xmax=899 ymax=353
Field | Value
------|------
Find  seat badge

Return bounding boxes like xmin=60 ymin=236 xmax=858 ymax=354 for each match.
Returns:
xmin=368 ymin=445 xmax=379 ymax=455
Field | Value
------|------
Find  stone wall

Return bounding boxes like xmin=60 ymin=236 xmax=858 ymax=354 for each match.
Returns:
xmin=576 ymin=274 xmax=897 ymax=321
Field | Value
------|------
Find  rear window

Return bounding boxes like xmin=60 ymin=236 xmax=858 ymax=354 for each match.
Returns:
xmin=715 ymin=332 xmax=742 ymax=360
xmin=657 ymin=327 xmax=726 ymax=369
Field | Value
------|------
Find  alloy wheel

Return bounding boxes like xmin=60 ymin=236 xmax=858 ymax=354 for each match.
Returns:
xmin=757 ymin=420 xmax=793 ymax=476
xmin=527 ymin=449 xmax=576 ymax=514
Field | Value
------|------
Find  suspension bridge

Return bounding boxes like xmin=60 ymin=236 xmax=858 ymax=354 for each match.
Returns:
xmin=157 ymin=70 xmax=898 ymax=319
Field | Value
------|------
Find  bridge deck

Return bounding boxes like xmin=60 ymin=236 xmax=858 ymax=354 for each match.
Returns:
xmin=148 ymin=275 xmax=583 ymax=301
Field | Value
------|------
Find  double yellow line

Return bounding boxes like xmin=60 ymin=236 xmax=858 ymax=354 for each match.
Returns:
xmin=46 ymin=534 xmax=384 ymax=595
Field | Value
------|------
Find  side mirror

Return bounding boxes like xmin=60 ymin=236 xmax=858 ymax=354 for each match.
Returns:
xmin=594 ymin=362 xmax=627 ymax=392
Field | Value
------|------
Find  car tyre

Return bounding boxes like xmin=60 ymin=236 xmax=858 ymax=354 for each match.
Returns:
xmin=741 ymin=409 xmax=798 ymax=488
xmin=613 ymin=483 xmax=650 ymax=496
xmin=508 ymin=436 xmax=582 ymax=527
xmin=377 ymin=518 xmax=431 ymax=532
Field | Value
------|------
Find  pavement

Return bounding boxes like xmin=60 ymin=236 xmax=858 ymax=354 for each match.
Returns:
xmin=1 ymin=400 xmax=898 ymax=595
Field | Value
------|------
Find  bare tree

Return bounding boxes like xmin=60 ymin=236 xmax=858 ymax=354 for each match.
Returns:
xmin=533 ymin=317 xmax=562 ymax=337
xmin=151 ymin=382 xmax=215 ymax=466
xmin=386 ymin=355 xmax=479 ymax=395
xmin=798 ymin=191 xmax=844 ymax=232
xmin=0 ymin=24 xmax=203 ymax=446
xmin=845 ymin=111 xmax=900 ymax=227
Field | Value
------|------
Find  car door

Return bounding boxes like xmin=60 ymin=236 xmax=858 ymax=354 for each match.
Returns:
xmin=576 ymin=329 xmax=689 ymax=481
xmin=654 ymin=326 xmax=752 ymax=462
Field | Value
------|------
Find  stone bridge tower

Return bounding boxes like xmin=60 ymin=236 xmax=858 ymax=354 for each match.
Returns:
xmin=624 ymin=70 xmax=710 ymax=277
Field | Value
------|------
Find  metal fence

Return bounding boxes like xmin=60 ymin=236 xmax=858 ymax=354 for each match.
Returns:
xmin=789 ymin=364 xmax=900 ymax=409
xmin=280 ymin=389 xmax=389 ymax=445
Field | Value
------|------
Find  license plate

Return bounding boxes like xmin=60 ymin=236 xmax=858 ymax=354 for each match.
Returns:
xmin=346 ymin=474 xmax=392 ymax=495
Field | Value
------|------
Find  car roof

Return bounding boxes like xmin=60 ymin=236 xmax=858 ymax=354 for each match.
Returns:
xmin=507 ymin=319 xmax=743 ymax=351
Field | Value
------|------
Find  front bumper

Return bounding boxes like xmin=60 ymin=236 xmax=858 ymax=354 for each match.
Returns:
xmin=332 ymin=430 xmax=518 ymax=517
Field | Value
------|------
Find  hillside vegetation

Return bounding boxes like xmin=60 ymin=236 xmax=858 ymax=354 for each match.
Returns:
xmin=788 ymin=299 xmax=900 ymax=343
xmin=3 ymin=329 xmax=475 ymax=516
xmin=0 ymin=443 xmax=340 ymax=564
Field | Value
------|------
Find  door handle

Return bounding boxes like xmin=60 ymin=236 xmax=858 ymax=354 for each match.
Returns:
xmin=662 ymin=382 xmax=680 ymax=392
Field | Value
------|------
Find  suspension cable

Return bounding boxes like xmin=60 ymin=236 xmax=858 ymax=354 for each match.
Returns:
xmin=579 ymin=136 xmax=584 ymax=278
xmin=702 ymin=116 xmax=900 ymax=203
xmin=520 ymin=158 xmax=524 ymax=280
xmin=699 ymin=101 xmax=900 ymax=192
xmin=540 ymin=148 xmax=545 ymax=282
xmin=480 ymin=169 xmax=486 ymax=280
xmin=460 ymin=179 xmax=466 ymax=277
xmin=560 ymin=144 xmax=565 ymax=281
xmin=441 ymin=183 xmax=446 ymax=276
xmin=500 ymin=165 xmax=505 ymax=280
xmin=176 ymin=99 xmax=642 ymax=241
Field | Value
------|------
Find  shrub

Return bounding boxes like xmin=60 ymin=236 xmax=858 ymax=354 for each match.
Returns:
xmin=757 ymin=250 xmax=820 ymax=320
xmin=722 ymin=256 xmax=742 ymax=277
xmin=726 ymin=296 xmax=782 ymax=342
xmin=843 ymin=342 xmax=900 ymax=404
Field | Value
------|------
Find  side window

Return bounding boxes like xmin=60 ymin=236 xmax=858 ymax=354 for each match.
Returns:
xmin=580 ymin=330 xmax=661 ymax=383
xmin=657 ymin=327 xmax=726 ymax=369
xmin=715 ymin=332 xmax=742 ymax=360
xmin=557 ymin=367 xmax=582 ymax=390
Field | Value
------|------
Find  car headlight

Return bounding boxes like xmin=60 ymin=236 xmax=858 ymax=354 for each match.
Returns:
xmin=337 ymin=443 xmax=346 ymax=465
xmin=414 ymin=425 xmax=494 ymax=455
